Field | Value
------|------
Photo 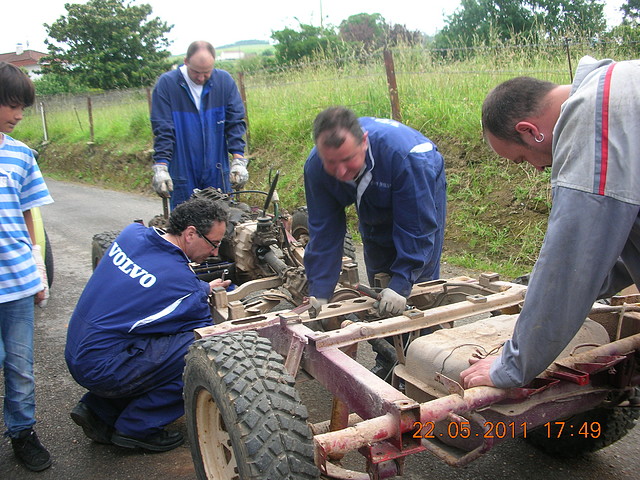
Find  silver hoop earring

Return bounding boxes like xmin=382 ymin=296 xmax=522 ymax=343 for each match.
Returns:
xmin=534 ymin=133 xmax=545 ymax=143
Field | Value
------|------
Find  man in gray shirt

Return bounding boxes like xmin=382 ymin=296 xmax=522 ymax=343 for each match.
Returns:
xmin=461 ymin=56 xmax=640 ymax=389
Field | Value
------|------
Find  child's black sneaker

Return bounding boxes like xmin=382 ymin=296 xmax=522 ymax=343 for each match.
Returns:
xmin=11 ymin=428 xmax=52 ymax=472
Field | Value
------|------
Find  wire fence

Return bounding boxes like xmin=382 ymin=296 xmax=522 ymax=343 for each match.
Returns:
xmin=25 ymin=38 xmax=640 ymax=147
xmin=22 ymin=38 xmax=638 ymax=272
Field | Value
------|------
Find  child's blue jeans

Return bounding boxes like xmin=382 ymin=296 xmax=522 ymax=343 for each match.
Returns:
xmin=0 ymin=295 xmax=36 ymax=437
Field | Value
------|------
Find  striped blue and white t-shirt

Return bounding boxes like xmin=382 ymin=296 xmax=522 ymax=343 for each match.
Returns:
xmin=0 ymin=134 xmax=54 ymax=303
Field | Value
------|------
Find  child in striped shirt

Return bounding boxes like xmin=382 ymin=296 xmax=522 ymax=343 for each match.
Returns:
xmin=0 ymin=61 xmax=53 ymax=472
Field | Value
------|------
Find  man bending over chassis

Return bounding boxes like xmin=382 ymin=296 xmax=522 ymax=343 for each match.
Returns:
xmin=461 ymin=56 xmax=640 ymax=389
xmin=303 ymin=107 xmax=446 ymax=378
xmin=65 ymin=197 xmax=230 ymax=452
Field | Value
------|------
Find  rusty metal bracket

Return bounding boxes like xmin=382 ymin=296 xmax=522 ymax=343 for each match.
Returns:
xmin=435 ymin=373 xmax=465 ymax=397
xmin=548 ymin=353 xmax=634 ymax=386
xmin=420 ymin=411 xmax=495 ymax=468
xmin=283 ymin=338 xmax=305 ymax=377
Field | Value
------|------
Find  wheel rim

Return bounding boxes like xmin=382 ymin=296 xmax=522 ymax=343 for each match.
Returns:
xmin=195 ymin=388 xmax=239 ymax=479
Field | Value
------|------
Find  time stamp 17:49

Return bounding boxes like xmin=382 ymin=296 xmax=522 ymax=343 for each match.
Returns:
xmin=412 ymin=421 xmax=602 ymax=439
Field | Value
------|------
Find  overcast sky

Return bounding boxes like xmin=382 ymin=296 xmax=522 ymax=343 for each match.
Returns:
xmin=2 ymin=0 xmax=625 ymax=56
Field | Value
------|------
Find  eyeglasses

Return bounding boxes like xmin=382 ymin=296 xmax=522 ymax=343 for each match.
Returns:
xmin=197 ymin=231 xmax=221 ymax=250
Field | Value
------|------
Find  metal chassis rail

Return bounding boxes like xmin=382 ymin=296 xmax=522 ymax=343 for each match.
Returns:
xmin=194 ymin=276 xmax=640 ymax=479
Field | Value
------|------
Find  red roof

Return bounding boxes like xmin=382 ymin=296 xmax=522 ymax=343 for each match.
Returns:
xmin=0 ymin=49 xmax=47 ymax=68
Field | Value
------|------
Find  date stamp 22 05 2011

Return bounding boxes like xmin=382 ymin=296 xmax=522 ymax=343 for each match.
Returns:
xmin=411 ymin=421 xmax=602 ymax=440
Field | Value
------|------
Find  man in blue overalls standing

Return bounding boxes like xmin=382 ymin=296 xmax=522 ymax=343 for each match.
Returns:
xmin=150 ymin=40 xmax=249 ymax=208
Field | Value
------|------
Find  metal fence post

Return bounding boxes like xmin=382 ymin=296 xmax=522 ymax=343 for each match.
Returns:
xmin=39 ymin=102 xmax=49 ymax=143
xmin=564 ymin=37 xmax=574 ymax=83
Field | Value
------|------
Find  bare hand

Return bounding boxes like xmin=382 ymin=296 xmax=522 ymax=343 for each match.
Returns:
xmin=460 ymin=356 xmax=497 ymax=388
xmin=209 ymin=278 xmax=231 ymax=293
xmin=34 ymin=289 xmax=46 ymax=305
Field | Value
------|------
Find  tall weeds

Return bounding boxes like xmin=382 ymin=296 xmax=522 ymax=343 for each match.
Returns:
xmin=15 ymin=34 xmax=637 ymax=277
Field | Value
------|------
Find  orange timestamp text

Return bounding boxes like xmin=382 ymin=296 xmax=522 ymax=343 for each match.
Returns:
xmin=412 ymin=421 xmax=527 ymax=439
xmin=411 ymin=420 xmax=603 ymax=439
xmin=542 ymin=421 xmax=601 ymax=438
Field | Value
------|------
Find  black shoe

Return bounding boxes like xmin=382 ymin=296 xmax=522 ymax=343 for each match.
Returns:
xmin=111 ymin=429 xmax=184 ymax=452
xmin=11 ymin=428 xmax=52 ymax=472
xmin=70 ymin=401 xmax=114 ymax=444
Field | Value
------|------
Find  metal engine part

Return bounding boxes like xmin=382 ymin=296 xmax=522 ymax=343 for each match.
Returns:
xmin=232 ymin=221 xmax=258 ymax=275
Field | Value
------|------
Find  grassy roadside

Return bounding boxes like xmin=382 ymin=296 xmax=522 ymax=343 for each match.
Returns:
xmin=32 ymin=134 xmax=548 ymax=280
xmin=21 ymin=40 xmax=628 ymax=279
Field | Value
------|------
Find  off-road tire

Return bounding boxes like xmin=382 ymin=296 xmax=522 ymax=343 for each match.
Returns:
xmin=291 ymin=206 xmax=357 ymax=261
xmin=44 ymin=230 xmax=54 ymax=287
xmin=91 ymin=231 xmax=119 ymax=270
xmin=526 ymin=406 xmax=639 ymax=457
xmin=291 ymin=207 xmax=311 ymax=246
xmin=183 ymin=331 xmax=319 ymax=480
xmin=342 ymin=234 xmax=357 ymax=262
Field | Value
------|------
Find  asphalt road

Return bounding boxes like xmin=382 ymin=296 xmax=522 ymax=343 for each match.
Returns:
xmin=1 ymin=178 xmax=638 ymax=479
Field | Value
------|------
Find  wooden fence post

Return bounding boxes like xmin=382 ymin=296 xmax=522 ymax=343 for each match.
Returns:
xmin=383 ymin=49 xmax=402 ymax=123
xmin=39 ymin=102 xmax=49 ymax=144
xmin=237 ymin=72 xmax=251 ymax=154
xmin=146 ymin=87 xmax=153 ymax=116
xmin=87 ymin=96 xmax=95 ymax=145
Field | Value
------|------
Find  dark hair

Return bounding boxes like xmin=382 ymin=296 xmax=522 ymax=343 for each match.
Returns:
xmin=186 ymin=41 xmax=216 ymax=61
xmin=313 ymin=106 xmax=365 ymax=148
xmin=482 ymin=76 xmax=557 ymax=145
xmin=0 ymin=62 xmax=35 ymax=108
xmin=166 ymin=197 xmax=229 ymax=235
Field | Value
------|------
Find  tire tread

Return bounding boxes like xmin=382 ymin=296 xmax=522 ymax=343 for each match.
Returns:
xmin=185 ymin=332 xmax=319 ymax=479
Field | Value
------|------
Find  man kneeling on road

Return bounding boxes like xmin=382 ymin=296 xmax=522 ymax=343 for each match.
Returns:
xmin=65 ymin=197 xmax=230 ymax=452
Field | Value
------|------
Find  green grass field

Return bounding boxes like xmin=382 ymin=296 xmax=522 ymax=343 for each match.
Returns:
xmin=15 ymin=38 xmax=637 ymax=278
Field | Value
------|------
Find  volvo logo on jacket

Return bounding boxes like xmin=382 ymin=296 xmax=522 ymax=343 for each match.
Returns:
xmin=108 ymin=241 xmax=157 ymax=288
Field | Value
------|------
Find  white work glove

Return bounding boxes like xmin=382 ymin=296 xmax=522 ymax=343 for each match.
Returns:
xmin=375 ymin=288 xmax=406 ymax=316
xmin=309 ymin=297 xmax=328 ymax=317
xmin=152 ymin=164 xmax=173 ymax=197
xmin=229 ymin=157 xmax=249 ymax=189
xmin=32 ymin=245 xmax=49 ymax=308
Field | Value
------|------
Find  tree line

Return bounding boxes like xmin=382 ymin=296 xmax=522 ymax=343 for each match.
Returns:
xmin=33 ymin=0 xmax=640 ymax=94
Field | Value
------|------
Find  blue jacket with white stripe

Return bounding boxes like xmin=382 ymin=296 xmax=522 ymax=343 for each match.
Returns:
xmin=65 ymin=223 xmax=211 ymax=371
xmin=303 ymin=117 xmax=447 ymax=300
